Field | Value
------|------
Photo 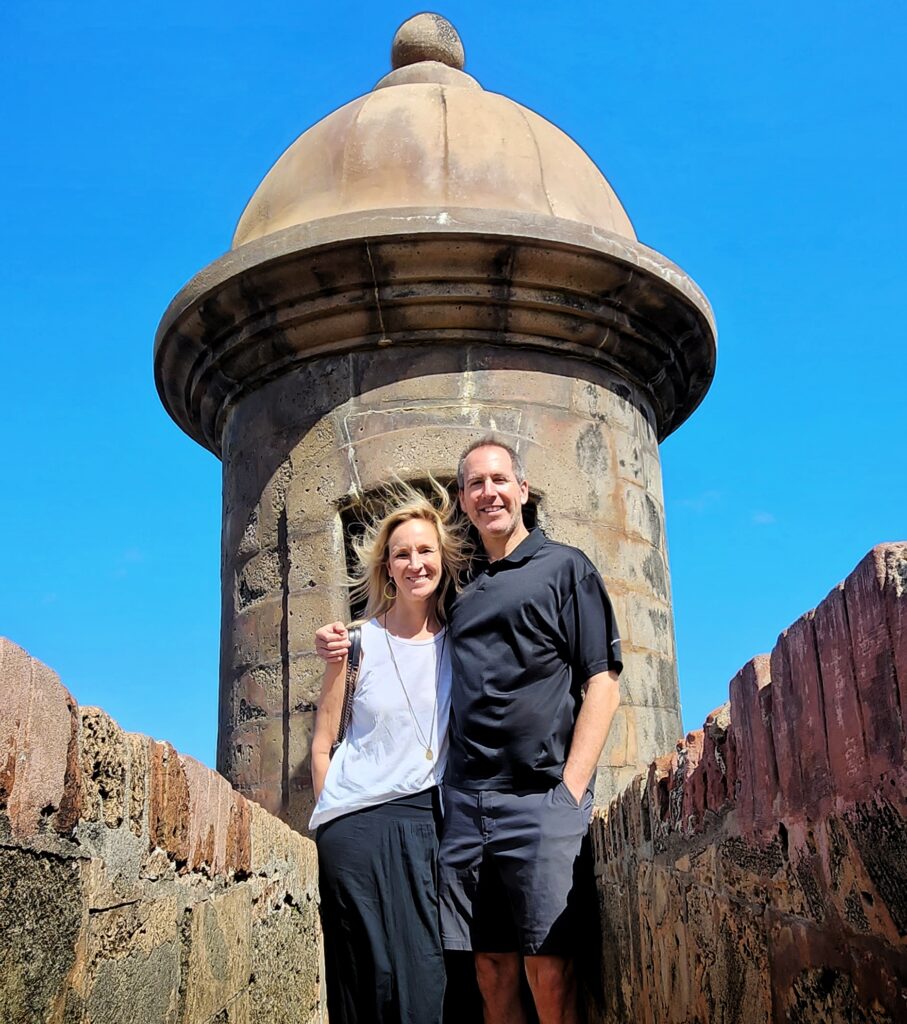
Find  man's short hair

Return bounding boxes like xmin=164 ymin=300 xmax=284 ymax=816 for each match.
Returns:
xmin=456 ymin=435 xmax=526 ymax=490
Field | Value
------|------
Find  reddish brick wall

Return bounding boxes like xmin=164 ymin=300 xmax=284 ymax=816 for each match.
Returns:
xmin=0 ymin=638 xmax=324 ymax=1024
xmin=591 ymin=543 xmax=907 ymax=1023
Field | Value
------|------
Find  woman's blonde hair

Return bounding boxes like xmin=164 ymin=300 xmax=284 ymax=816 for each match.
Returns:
xmin=349 ymin=477 xmax=470 ymax=625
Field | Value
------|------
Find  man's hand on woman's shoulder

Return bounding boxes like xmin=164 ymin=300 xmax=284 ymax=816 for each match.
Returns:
xmin=315 ymin=621 xmax=351 ymax=662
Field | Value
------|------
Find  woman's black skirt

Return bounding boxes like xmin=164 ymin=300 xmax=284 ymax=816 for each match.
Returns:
xmin=316 ymin=789 xmax=445 ymax=1024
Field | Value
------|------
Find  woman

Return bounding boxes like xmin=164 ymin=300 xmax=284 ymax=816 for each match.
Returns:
xmin=309 ymin=480 xmax=468 ymax=1024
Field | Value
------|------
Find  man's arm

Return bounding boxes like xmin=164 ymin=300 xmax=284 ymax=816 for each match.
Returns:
xmin=562 ymin=669 xmax=620 ymax=803
xmin=315 ymin=621 xmax=351 ymax=663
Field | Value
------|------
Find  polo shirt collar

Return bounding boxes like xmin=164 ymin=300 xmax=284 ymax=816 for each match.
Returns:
xmin=487 ymin=527 xmax=546 ymax=570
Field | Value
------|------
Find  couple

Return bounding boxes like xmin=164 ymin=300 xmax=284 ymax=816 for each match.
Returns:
xmin=309 ymin=436 xmax=622 ymax=1024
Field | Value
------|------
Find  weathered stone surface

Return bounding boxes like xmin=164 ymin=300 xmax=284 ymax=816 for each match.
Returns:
xmin=813 ymin=583 xmax=869 ymax=797
xmin=180 ymin=887 xmax=252 ymax=1023
xmin=592 ymin=545 xmax=907 ymax=1024
xmin=729 ymin=654 xmax=776 ymax=836
xmin=0 ymin=846 xmax=83 ymax=1024
xmin=771 ymin=610 xmax=832 ymax=817
xmin=880 ymin=545 xmax=907 ymax=731
xmin=148 ymin=738 xmax=191 ymax=865
xmin=0 ymin=637 xmax=81 ymax=838
xmin=180 ymin=754 xmax=251 ymax=876
xmin=83 ymin=896 xmax=181 ymax=1024
xmin=80 ymin=706 xmax=128 ymax=829
xmin=250 ymin=896 xmax=324 ymax=1024
xmin=621 ymin=589 xmax=674 ymax=653
xmin=391 ymin=13 xmax=465 ymax=71
xmin=248 ymin=802 xmax=323 ymax=1022
xmin=0 ymin=640 xmax=325 ymax=1023
xmin=843 ymin=546 xmax=905 ymax=780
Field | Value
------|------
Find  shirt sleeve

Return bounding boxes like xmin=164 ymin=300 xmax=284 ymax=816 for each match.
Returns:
xmin=557 ymin=570 xmax=623 ymax=679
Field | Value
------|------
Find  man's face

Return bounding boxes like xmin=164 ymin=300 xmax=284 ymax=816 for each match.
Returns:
xmin=459 ymin=445 xmax=529 ymax=543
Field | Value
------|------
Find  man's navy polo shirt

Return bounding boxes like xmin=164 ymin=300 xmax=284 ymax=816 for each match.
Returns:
xmin=446 ymin=528 xmax=622 ymax=792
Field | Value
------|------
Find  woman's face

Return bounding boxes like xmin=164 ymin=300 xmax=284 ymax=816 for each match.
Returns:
xmin=386 ymin=519 xmax=443 ymax=605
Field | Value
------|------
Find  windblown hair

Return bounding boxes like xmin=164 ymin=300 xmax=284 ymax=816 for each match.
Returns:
xmin=348 ymin=477 xmax=471 ymax=625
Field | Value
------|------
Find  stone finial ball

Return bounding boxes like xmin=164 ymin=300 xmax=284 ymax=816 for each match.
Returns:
xmin=391 ymin=13 xmax=465 ymax=71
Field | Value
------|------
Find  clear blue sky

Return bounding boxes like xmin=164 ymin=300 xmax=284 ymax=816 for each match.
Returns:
xmin=2 ymin=2 xmax=904 ymax=767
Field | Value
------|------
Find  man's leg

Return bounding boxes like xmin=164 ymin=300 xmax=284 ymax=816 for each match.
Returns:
xmin=475 ymin=951 xmax=527 ymax=1024
xmin=524 ymin=954 xmax=578 ymax=1024
xmin=490 ymin=783 xmax=593 ymax=1024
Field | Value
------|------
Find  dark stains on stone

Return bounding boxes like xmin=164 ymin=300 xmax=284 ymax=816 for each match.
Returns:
xmin=308 ymin=260 xmax=339 ymax=296
xmin=642 ymin=549 xmax=668 ymax=600
xmin=843 ymin=885 xmax=870 ymax=932
xmin=794 ymin=857 xmax=827 ymax=923
xmin=646 ymin=655 xmax=679 ymax=710
xmin=720 ymin=835 xmax=784 ymax=878
xmin=644 ymin=493 xmax=663 ymax=548
xmin=778 ymin=822 xmax=790 ymax=858
xmin=647 ymin=606 xmax=669 ymax=640
xmin=845 ymin=799 xmax=907 ymax=936
xmin=238 ymin=700 xmax=266 ymax=725
xmin=237 ymin=575 xmax=263 ymax=611
xmin=489 ymin=246 xmax=516 ymax=336
xmin=575 ymin=422 xmax=609 ymax=509
xmin=719 ymin=918 xmax=749 ymax=1024
xmin=0 ymin=848 xmax=82 ymax=1023
xmin=176 ymin=908 xmax=193 ymax=1009
xmin=238 ymin=507 xmax=259 ymax=560
xmin=641 ymin=782 xmax=653 ymax=844
xmin=826 ymin=817 xmax=849 ymax=890
xmin=788 ymin=967 xmax=897 ymax=1024
xmin=597 ymin=883 xmax=628 ymax=1023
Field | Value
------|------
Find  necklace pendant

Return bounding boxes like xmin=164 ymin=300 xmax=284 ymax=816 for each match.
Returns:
xmin=425 ymin=748 xmax=434 ymax=761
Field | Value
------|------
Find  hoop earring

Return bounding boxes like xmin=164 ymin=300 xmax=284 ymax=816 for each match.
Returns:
xmin=383 ymin=580 xmax=396 ymax=601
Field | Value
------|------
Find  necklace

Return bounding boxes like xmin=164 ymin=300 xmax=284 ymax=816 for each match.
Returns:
xmin=383 ymin=613 xmax=446 ymax=762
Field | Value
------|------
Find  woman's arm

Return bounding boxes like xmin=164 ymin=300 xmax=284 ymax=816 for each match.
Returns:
xmin=310 ymin=656 xmax=348 ymax=800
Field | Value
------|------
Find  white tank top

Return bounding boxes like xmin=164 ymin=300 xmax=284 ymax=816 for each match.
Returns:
xmin=309 ymin=618 xmax=451 ymax=829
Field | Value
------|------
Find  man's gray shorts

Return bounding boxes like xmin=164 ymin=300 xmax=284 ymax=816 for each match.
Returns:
xmin=438 ymin=782 xmax=594 ymax=956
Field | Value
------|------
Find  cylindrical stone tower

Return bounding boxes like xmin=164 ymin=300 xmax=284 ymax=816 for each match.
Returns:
xmin=155 ymin=14 xmax=715 ymax=831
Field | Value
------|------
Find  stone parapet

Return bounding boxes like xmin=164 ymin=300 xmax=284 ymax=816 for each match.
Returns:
xmin=591 ymin=543 xmax=907 ymax=1023
xmin=0 ymin=638 xmax=324 ymax=1024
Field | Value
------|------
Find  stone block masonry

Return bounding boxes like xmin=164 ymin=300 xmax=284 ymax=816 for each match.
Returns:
xmin=0 ymin=637 xmax=325 ymax=1024
xmin=591 ymin=543 xmax=907 ymax=1024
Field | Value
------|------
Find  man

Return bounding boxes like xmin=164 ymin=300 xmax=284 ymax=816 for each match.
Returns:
xmin=317 ymin=437 xmax=621 ymax=1024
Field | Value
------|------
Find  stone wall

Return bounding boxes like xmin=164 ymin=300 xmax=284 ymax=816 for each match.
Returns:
xmin=0 ymin=638 xmax=324 ymax=1024
xmin=590 ymin=543 xmax=907 ymax=1023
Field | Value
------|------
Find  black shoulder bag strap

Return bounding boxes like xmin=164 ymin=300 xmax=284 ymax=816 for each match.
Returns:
xmin=330 ymin=625 xmax=362 ymax=759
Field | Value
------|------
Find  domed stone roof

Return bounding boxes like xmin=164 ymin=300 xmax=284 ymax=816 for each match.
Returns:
xmin=232 ymin=14 xmax=636 ymax=248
